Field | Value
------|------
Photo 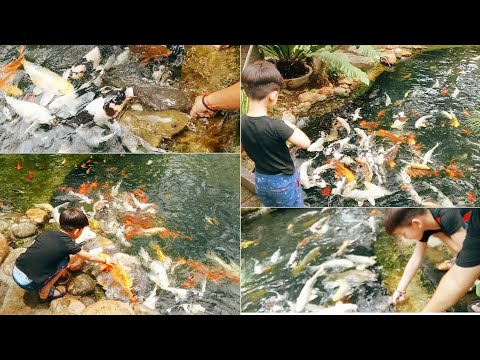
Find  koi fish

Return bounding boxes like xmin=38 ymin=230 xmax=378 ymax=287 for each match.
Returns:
xmin=376 ymin=129 xmax=404 ymax=143
xmin=23 ymin=59 xmax=74 ymax=96
xmin=0 ymin=45 xmax=24 ymax=90
xmin=414 ymin=115 xmax=433 ymax=128
xmin=467 ymin=192 xmax=475 ymax=203
xmin=15 ymin=162 xmax=22 ymax=170
xmin=334 ymin=162 xmax=355 ymax=182
xmin=385 ymin=92 xmax=391 ymax=106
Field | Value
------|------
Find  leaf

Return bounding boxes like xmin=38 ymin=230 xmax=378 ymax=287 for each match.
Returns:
xmin=313 ymin=51 xmax=370 ymax=85
xmin=356 ymin=45 xmax=380 ymax=59
xmin=241 ymin=89 xmax=249 ymax=116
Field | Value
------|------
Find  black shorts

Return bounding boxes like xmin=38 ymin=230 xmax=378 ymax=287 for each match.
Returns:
xmin=456 ymin=209 xmax=480 ymax=268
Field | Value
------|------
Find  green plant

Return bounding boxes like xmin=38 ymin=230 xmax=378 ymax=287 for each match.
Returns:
xmin=258 ymin=45 xmax=379 ymax=86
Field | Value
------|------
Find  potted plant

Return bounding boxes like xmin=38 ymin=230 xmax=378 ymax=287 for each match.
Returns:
xmin=258 ymin=45 xmax=378 ymax=89
xmin=258 ymin=45 xmax=318 ymax=89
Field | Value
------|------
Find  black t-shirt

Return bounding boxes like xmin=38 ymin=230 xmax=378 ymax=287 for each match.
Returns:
xmin=241 ymin=115 xmax=295 ymax=175
xmin=15 ymin=231 xmax=81 ymax=283
xmin=419 ymin=208 xmax=469 ymax=242
xmin=456 ymin=209 xmax=480 ymax=267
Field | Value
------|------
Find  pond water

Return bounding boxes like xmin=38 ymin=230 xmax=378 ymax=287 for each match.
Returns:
xmin=0 ymin=45 xmax=239 ymax=153
xmin=0 ymin=154 xmax=240 ymax=314
xmin=241 ymin=208 xmax=478 ymax=313
xmin=298 ymin=47 xmax=480 ymax=207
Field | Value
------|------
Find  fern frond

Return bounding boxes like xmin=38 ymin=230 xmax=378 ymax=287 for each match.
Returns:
xmin=312 ymin=51 xmax=370 ymax=85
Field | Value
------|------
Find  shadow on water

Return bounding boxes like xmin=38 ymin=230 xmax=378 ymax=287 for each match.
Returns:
xmin=241 ymin=208 xmax=479 ymax=313
xmin=298 ymin=47 xmax=480 ymax=207
xmin=0 ymin=154 xmax=240 ymax=314
xmin=0 ymin=45 xmax=239 ymax=153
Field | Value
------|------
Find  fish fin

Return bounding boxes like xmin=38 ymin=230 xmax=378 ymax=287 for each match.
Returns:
xmin=62 ymin=69 xmax=71 ymax=79
xmin=32 ymin=86 xmax=44 ymax=96
xmin=367 ymin=198 xmax=376 ymax=206
xmin=39 ymin=92 xmax=55 ymax=107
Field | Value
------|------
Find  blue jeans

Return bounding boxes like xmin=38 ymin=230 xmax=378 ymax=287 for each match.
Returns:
xmin=12 ymin=257 xmax=69 ymax=291
xmin=255 ymin=171 xmax=304 ymax=207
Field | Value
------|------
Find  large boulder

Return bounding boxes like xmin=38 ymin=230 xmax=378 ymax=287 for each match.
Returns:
xmin=0 ymin=285 xmax=50 ymax=315
xmin=0 ymin=233 xmax=9 ymax=266
xmin=11 ymin=219 xmax=37 ymax=239
xmin=2 ymin=247 xmax=27 ymax=277
xmin=68 ymin=274 xmax=96 ymax=296
xmin=25 ymin=208 xmax=50 ymax=227
xmin=82 ymin=300 xmax=135 ymax=315
xmin=50 ymin=294 xmax=86 ymax=315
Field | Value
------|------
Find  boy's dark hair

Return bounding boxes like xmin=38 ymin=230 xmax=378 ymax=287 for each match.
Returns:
xmin=59 ymin=208 xmax=89 ymax=232
xmin=384 ymin=208 xmax=428 ymax=235
xmin=241 ymin=60 xmax=285 ymax=100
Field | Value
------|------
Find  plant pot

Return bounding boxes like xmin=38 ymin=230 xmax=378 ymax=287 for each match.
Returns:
xmin=284 ymin=64 xmax=313 ymax=89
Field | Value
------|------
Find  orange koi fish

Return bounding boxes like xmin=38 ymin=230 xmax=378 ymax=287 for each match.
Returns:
xmin=320 ymin=186 xmax=331 ymax=196
xmin=359 ymin=120 xmax=380 ymax=130
xmin=0 ymin=46 xmax=24 ymax=89
xmin=15 ymin=162 xmax=22 ymax=171
xmin=376 ymin=129 xmax=404 ymax=143
xmin=467 ymin=192 xmax=475 ymax=203
xmin=334 ymin=162 xmax=355 ymax=182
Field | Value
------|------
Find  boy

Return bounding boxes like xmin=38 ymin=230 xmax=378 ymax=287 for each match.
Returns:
xmin=241 ymin=60 xmax=311 ymax=207
xmin=423 ymin=209 xmax=480 ymax=312
xmin=12 ymin=208 xmax=116 ymax=302
xmin=384 ymin=208 xmax=471 ymax=304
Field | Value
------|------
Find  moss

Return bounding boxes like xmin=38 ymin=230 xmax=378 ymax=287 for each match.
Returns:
xmin=374 ymin=232 xmax=434 ymax=312
xmin=181 ymin=45 xmax=240 ymax=98
xmin=0 ymin=155 xmax=89 ymax=212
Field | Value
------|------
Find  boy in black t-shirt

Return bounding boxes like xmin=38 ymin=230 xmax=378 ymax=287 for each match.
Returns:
xmin=12 ymin=208 xmax=116 ymax=302
xmin=423 ymin=209 xmax=480 ymax=312
xmin=384 ymin=208 xmax=471 ymax=304
xmin=241 ymin=61 xmax=311 ymax=207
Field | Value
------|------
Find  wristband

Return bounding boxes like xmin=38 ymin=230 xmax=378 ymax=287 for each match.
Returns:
xmin=202 ymin=93 xmax=218 ymax=112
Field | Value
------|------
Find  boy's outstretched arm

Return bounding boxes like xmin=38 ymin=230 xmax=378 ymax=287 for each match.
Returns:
xmin=76 ymin=250 xmax=116 ymax=266
xmin=392 ymin=241 xmax=427 ymax=303
xmin=284 ymin=121 xmax=311 ymax=149
xmin=422 ymin=264 xmax=480 ymax=312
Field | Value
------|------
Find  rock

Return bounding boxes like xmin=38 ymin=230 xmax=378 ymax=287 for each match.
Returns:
xmin=68 ymin=274 xmax=96 ymax=296
xmin=298 ymin=91 xmax=317 ymax=103
xmin=2 ymin=247 xmax=27 ymax=277
xmin=82 ymin=300 xmax=135 ymax=315
xmin=133 ymin=303 xmax=161 ymax=315
xmin=13 ymin=236 xmax=35 ymax=248
xmin=118 ymin=110 xmax=189 ymax=148
xmin=281 ymin=111 xmax=297 ymax=125
xmin=0 ymin=219 xmax=10 ymax=232
xmin=339 ymin=84 xmax=350 ymax=89
xmin=11 ymin=219 xmax=37 ymax=239
xmin=380 ymin=53 xmax=397 ymax=66
xmin=400 ymin=49 xmax=412 ymax=57
xmin=333 ymin=87 xmax=347 ymax=96
xmin=78 ymin=296 xmax=97 ymax=307
xmin=0 ymin=280 xmax=8 ymax=306
xmin=25 ymin=208 xmax=50 ymax=226
xmin=338 ymin=76 xmax=353 ymax=85
xmin=394 ymin=49 xmax=403 ymax=60
xmin=50 ymin=294 xmax=86 ymax=315
xmin=93 ymin=236 xmax=115 ymax=250
xmin=0 ymin=285 xmax=50 ymax=315
xmin=319 ymin=87 xmax=333 ymax=96
xmin=0 ymin=233 xmax=9 ymax=266
xmin=333 ymin=50 xmax=377 ymax=72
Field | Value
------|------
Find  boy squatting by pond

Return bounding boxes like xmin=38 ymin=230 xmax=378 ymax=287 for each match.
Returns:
xmin=241 ymin=61 xmax=311 ymax=207
xmin=12 ymin=208 xmax=116 ymax=302
xmin=422 ymin=209 xmax=480 ymax=312
xmin=385 ymin=208 xmax=472 ymax=305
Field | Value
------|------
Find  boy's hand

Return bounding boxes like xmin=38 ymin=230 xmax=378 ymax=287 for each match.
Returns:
xmin=391 ymin=289 xmax=406 ymax=304
xmin=190 ymin=95 xmax=217 ymax=118
xmin=104 ymin=256 xmax=117 ymax=267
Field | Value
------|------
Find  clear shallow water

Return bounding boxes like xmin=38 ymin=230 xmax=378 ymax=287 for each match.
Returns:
xmin=299 ymin=47 xmax=480 ymax=207
xmin=0 ymin=154 xmax=240 ymax=314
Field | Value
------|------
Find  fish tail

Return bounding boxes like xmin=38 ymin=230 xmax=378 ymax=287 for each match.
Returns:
xmin=0 ymin=45 xmax=25 ymax=89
